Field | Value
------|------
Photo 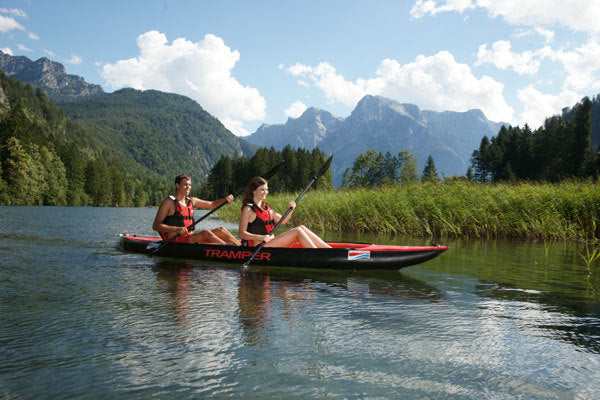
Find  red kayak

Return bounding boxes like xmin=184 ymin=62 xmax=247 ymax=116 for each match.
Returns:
xmin=120 ymin=234 xmax=448 ymax=270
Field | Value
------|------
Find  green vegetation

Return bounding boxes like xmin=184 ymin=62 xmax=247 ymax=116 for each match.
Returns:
xmin=200 ymin=146 xmax=333 ymax=198
xmin=471 ymin=96 xmax=600 ymax=182
xmin=60 ymin=88 xmax=256 ymax=181
xmin=0 ymin=71 xmax=170 ymax=206
xmin=341 ymin=149 xmax=420 ymax=187
xmin=219 ymin=181 xmax=600 ymax=242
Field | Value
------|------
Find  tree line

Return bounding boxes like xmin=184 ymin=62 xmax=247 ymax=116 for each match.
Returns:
xmin=341 ymin=149 xmax=440 ymax=188
xmin=470 ymin=96 xmax=598 ymax=182
xmin=0 ymin=71 xmax=171 ymax=206
xmin=200 ymin=146 xmax=333 ymax=198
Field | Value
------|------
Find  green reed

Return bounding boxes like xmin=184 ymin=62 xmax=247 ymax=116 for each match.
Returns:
xmin=219 ymin=181 xmax=600 ymax=241
xmin=581 ymin=244 xmax=600 ymax=269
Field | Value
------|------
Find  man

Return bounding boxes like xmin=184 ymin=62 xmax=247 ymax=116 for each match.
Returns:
xmin=153 ymin=174 xmax=240 ymax=245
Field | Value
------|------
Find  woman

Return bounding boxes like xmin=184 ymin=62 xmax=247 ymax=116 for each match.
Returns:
xmin=239 ymin=177 xmax=331 ymax=248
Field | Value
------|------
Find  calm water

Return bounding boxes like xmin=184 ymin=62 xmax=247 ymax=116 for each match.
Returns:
xmin=1 ymin=206 xmax=600 ymax=399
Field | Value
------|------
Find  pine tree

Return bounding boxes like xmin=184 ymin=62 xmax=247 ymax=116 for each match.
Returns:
xmin=1 ymin=137 xmax=36 ymax=205
xmin=571 ymin=97 xmax=593 ymax=177
xmin=471 ymin=135 xmax=491 ymax=182
xmin=39 ymin=145 xmax=67 ymax=205
xmin=466 ymin=166 xmax=474 ymax=181
xmin=421 ymin=155 xmax=440 ymax=182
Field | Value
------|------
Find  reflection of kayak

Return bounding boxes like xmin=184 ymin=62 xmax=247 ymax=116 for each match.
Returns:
xmin=120 ymin=234 xmax=448 ymax=270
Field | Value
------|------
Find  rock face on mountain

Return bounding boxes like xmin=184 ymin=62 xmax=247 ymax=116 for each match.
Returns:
xmin=246 ymin=95 xmax=507 ymax=185
xmin=251 ymin=107 xmax=344 ymax=150
xmin=0 ymin=50 xmax=104 ymax=102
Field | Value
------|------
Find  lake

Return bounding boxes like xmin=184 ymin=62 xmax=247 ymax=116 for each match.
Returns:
xmin=1 ymin=206 xmax=600 ymax=399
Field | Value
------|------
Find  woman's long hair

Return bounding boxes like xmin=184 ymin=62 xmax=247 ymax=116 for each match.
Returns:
xmin=242 ymin=177 xmax=267 ymax=207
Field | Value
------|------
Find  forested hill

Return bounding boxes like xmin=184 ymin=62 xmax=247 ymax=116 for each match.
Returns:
xmin=0 ymin=70 xmax=137 ymax=206
xmin=60 ymin=88 xmax=257 ymax=182
xmin=0 ymin=71 xmax=257 ymax=206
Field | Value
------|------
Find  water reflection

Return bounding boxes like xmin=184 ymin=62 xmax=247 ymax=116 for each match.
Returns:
xmin=154 ymin=262 xmax=196 ymax=325
xmin=436 ymin=238 xmax=600 ymax=355
xmin=152 ymin=261 xmax=443 ymax=347
xmin=238 ymin=266 xmax=444 ymax=347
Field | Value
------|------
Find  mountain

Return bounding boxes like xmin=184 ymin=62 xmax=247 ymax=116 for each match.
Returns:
xmin=60 ymin=88 xmax=257 ymax=181
xmin=251 ymin=107 xmax=344 ymax=149
xmin=0 ymin=50 xmax=104 ymax=102
xmin=246 ymin=95 xmax=507 ymax=185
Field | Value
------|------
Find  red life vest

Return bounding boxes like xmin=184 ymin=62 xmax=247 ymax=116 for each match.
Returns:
xmin=244 ymin=202 xmax=275 ymax=235
xmin=160 ymin=196 xmax=194 ymax=240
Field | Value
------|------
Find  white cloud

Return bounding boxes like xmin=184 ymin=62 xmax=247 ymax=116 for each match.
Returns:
xmin=0 ymin=14 xmax=25 ymax=33
xmin=1 ymin=47 xmax=13 ymax=55
xmin=410 ymin=0 xmax=600 ymax=35
xmin=517 ymin=86 xmax=581 ymax=128
xmin=475 ymin=40 xmax=552 ymax=75
xmin=43 ymin=49 xmax=55 ymax=57
xmin=0 ymin=8 xmax=27 ymax=18
xmin=549 ymin=38 xmax=600 ymax=92
xmin=28 ymin=31 xmax=39 ymax=40
xmin=17 ymin=43 xmax=31 ymax=52
xmin=378 ymin=52 xmax=514 ymax=122
xmin=286 ymin=51 xmax=514 ymax=123
xmin=533 ymin=27 xmax=554 ymax=43
xmin=410 ymin=0 xmax=475 ymax=18
xmin=101 ymin=31 xmax=266 ymax=136
xmin=67 ymin=55 xmax=82 ymax=65
xmin=286 ymin=61 xmax=375 ymax=107
xmin=285 ymin=100 xmax=307 ymax=118
xmin=512 ymin=27 xmax=555 ymax=43
xmin=477 ymin=37 xmax=600 ymax=92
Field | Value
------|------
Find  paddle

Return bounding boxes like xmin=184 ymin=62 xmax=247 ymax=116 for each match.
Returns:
xmin=242 ymin=153 xmax=333 ymax=269
xmin=148 ymin=161 xmax=284 ymax=256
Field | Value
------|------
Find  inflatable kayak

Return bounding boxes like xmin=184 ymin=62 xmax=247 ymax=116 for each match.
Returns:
xmin=120 ymin=234 xmax=448 ymax=270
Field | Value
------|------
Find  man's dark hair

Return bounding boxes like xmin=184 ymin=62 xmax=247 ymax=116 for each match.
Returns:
xmin=175 ymin=174 xmax=191 ymax=185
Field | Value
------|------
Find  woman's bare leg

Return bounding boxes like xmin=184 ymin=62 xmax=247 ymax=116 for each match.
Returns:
xmin=298 ymin=225 xmax=331 ymax=248
xmin=264 ymin=228 xmax=316 ymax=248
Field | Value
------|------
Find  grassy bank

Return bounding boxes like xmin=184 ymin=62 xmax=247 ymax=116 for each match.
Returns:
xmin=218 ymin=181 xmax=600 ymax=241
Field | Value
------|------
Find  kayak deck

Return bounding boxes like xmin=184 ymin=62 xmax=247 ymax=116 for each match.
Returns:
xmin=120 ymin=234 xmax=448 ymax=270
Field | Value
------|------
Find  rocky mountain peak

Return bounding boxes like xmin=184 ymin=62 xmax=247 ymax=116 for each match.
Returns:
xmin=351 ymin=95 xmax=421 ymax=121
xmin=246 ymin=94 xmax=507 ymax=185
xmin=0 ymin=50 xmax=104 ymax=102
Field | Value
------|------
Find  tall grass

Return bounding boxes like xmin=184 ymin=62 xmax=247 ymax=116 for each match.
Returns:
xmin=218 ymin=181 xmax=600 ymax=241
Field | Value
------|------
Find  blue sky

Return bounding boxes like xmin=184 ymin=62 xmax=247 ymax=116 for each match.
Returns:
xmin=1 ymin=0 xmax=599 ymax=136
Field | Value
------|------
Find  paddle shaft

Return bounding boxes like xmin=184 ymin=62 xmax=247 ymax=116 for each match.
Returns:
xmin=242 ymin=154 xmax=332 ymax=268
xmin=149 ymin=161 xmax=283 ymax=256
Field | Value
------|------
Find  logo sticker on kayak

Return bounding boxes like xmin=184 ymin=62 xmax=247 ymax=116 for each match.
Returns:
xmin=348 ymin=250 xmax=370 ymax=260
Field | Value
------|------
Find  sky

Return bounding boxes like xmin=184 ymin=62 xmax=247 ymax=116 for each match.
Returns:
xmin=1 ymin=0 xmax=599 ymax=136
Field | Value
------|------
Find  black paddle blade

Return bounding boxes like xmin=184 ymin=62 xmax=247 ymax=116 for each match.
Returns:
xmin=263 ymin=161 xmax=284 ymax=180
xmin=314 ymin=154 xmax=333 ymax=179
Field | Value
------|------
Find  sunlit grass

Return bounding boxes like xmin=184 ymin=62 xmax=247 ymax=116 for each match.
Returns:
xmin=218 ymin=181 xmax=600 ymax=241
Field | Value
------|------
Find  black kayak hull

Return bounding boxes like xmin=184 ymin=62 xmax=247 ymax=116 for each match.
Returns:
xmin=120 ymin=234 xmax=448 ymax=270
